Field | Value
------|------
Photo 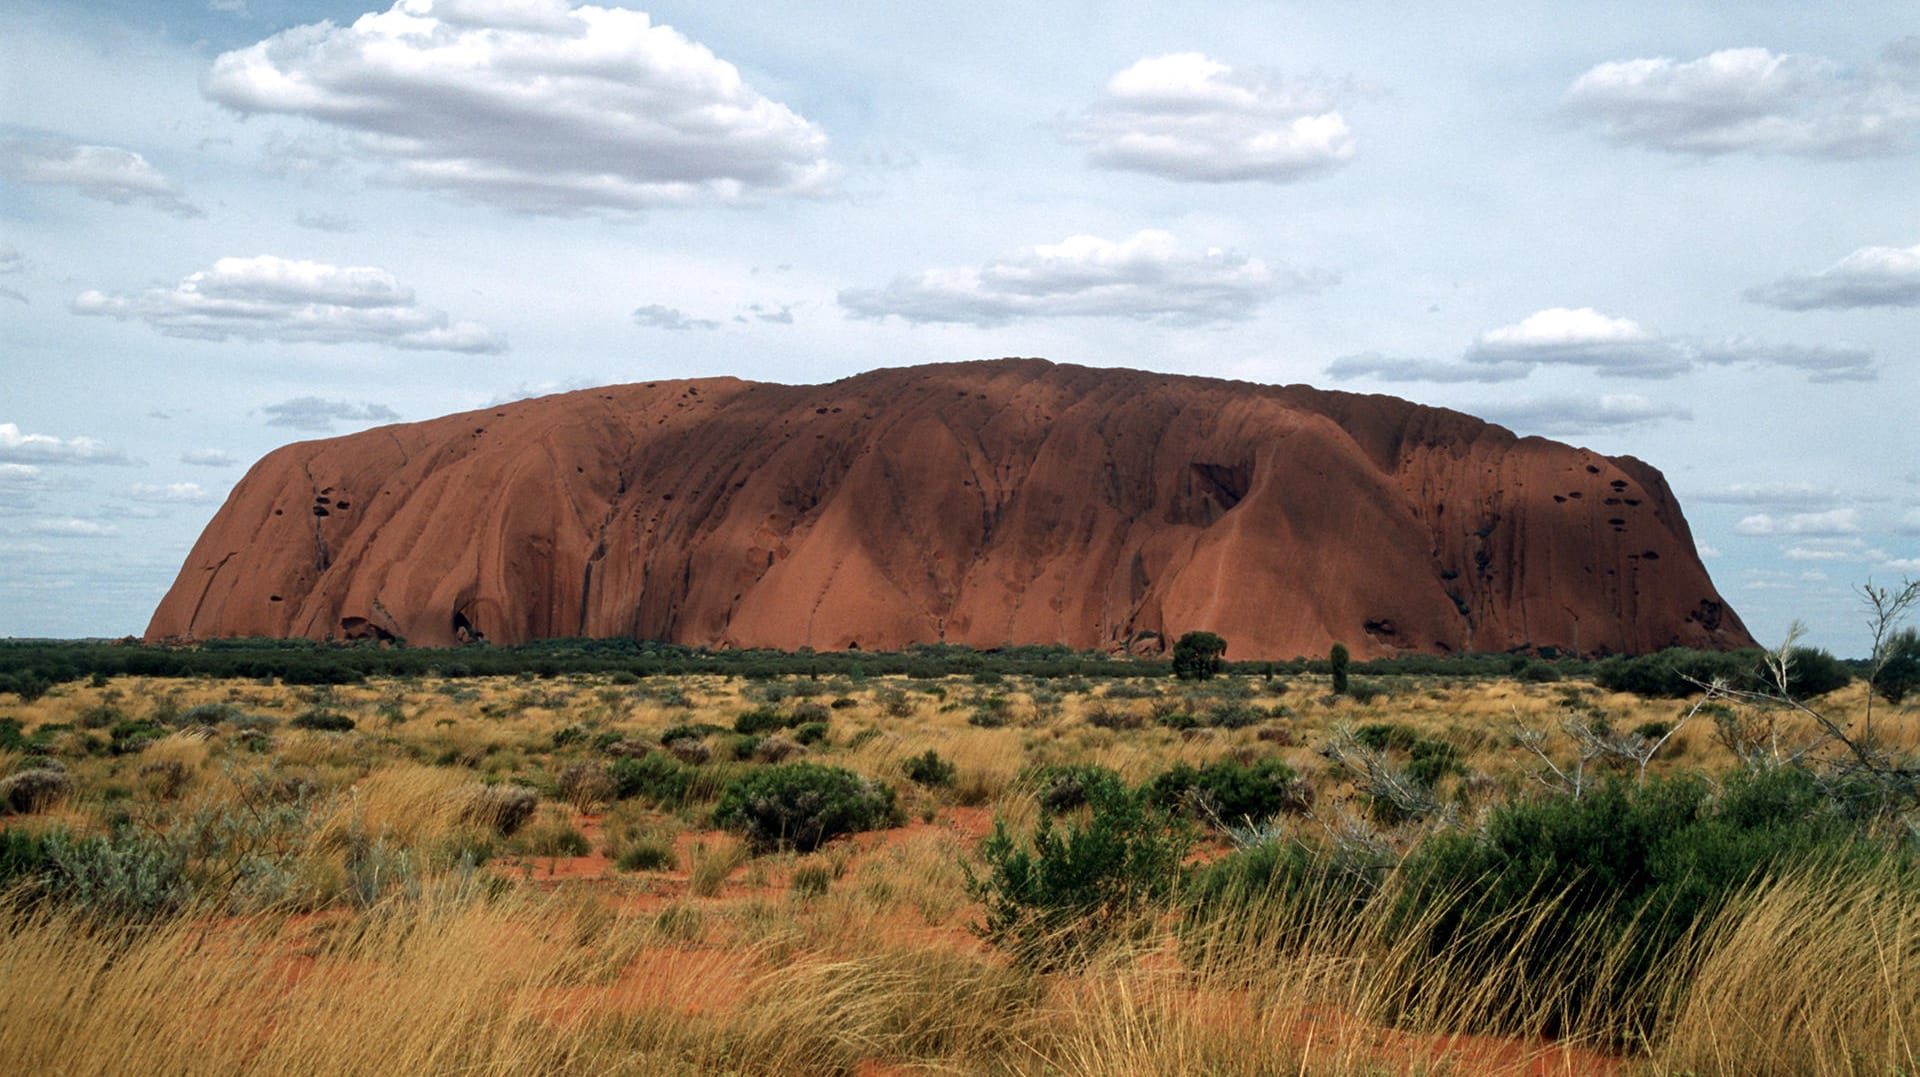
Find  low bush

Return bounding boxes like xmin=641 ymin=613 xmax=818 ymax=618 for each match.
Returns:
xmin=1141 ymin=757 xmax=1307 ymax=825
xmin=554 ymin=760 xmax=616 ymax=811
xmin=1082 ymin=703 xmax=1145 ymax=730
xmin=290 ymin=709 xmax=355 ymax=733
xmin=458 ymin=783 xmax=540 ymax=836
xmin=1021 ymin=764 xmax=1126 ymax=814
xmin=40 ymin=830 xmax=193 ymax=921
xmin=902 ymin=749 xmax=956 ymax=788
xmin=658 ymin=722 xmax=726 ymax=745
xmin=1 ymin=767 xmax=73 ymax=814
xmin=752 ymin=734 xmax=807 ymax=764
xmin=1390 ymin=767 xmax=1887 ymax=1036
xmin=966 ymin=778 xmax=1192 ymax=970
xmin=610 ymin=753 xmax=692 ymax=808
xmin=733 ymin=707 xmax=791 ymax=735
xmin=711 ymin=763 xmax=898 ymax=852
xmin=1 ymin=827 xmax=56 ymax=887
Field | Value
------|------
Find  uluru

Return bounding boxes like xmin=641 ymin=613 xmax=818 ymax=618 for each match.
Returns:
xmin=146 ymin=358 xmax=1750 ymax=658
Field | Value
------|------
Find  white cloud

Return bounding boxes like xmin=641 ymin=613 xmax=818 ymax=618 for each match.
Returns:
xmin=203 ymin=0 xmax=833 ymax=214
xmin=125 ymin=482 xmax=217 ymax=504
xmin=1473 ymin=393 xmax=1692 ymax=436
xmin=294 ymin=210 xmax=357 ymax=233
xmin=1067 ymin=52 xmax=1355 ymax=183
xmin=633 ymin=304 xmax=720 ymax=331
xmin=1697 ymin=543 xmax=1722 ymax=558
xmin=0 ymin=136 xmax=203 ymax=217
xmin=0 ymin=423 xmax=132 ymax=466
xmin=71 ymin=255 xmax=504 ymax=353
xmin=1734 ymin=508 xmax=1863 ymax=537
xmin=1745 ymin=242 xmax=1920 ymax=310
xmin=1694 ymin=338 xmax=1876 ymax=382
xmin=1328 ymin=308 xmax=1874 ymax=384
xmin=1564 ymin=45 xmax=1920 ymax=157
xmin=1896 ymin=508 xmax=1920 ymax=535
xmin=1782 ymin=538 xmax=1890 ymax=563
xmin=27 ymin=518 xmax=118 ymax=538
xmin=1323 ymin=352 xmax=1529 ymax=383
xmin=261 ymin=398 xmax=401 ymax=432
xmin=839 ymin=230 xmax=1321 ymax=326
xmin=0 ymin=463 xmax=50 ymax=508
xmin=1690 ymin=481 xmax=1842 ymax=508
xmin=1467 ymin=307 xmax=1689 ymax=377
xmin=180 ymin=449 xmax=238 ymax=468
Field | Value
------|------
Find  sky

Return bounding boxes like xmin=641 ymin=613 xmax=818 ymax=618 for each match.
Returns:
xmin=2 ymin=0 xmax=1917 ymax=655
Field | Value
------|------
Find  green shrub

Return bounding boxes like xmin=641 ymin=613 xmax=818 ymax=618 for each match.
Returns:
xmin=1594 ymin=648 xmax=1765 ymax=698
xmin=966 ymin=778 xmax=1192 ymax=969
xmin=610 ymin=753 xmax=692 ymax=808
xmin=290 ymin=708 xmax=355 ymax=733
xmin=180 ymin=702 xmax=247 ymax=727
xmin=41 ymin=830 xmax=193 ymax=921
xmin=733 ymin=707 xmax=791 ymax=735
xmin=1391 ymin=768 xmax=1886 ymax=1035
xmin=1203 ymin=702 xmax=1262 ymax=729
xmin=712 ymin=763 xmax=898 ymax=852
xmin=792 ymin=721 xmax=830 ymax=746
xmin=966 ymin=707 xmax=1009 ymax=729
xmin=1 ymin=827 xmax=57 ymax=887
xmin=1785 ymin=646 xmax=1852 ymax=698
xmin=1344 ymin=679 xmax=1386 ymax=705
xmin=1021 ymin=764 xmax=1126 ymax=814
xmin=1141 ymin=757 xmax=1306 ymax=825
xmin=1329 ymin=643 xmax=1351 ymax=695
xmin=659 ymin=722 xmax=726 ymax=745
xmin=107 ymin=720 xmax=167 ymax=754
xmin=1873 ymin=626 xmax=1920 ymax=705
xmin=902 ymin=749 xmax=956 ymax=787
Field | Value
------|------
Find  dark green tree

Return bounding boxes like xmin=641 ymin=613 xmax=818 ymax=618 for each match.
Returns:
xmin=1876 ymin=627 xmax=1920 ymax=705
xmin=1170 ymin=631 xmax=1228 ymax=680
xmin=1329 ymin=642 xmax=1351 ymax=695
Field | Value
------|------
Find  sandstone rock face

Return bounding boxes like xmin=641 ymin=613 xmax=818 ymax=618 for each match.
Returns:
xmin=147 ymin=359 xmax=1751 ymax=657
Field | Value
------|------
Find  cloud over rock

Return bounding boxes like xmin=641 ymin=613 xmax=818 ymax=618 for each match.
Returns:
xmin=839 ymin=230 xmax=1322 ymax=326
xmin=203 ymin=0 xmax=833 ymax=213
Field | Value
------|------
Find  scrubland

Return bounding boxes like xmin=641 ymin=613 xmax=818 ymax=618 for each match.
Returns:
xmin=2 ymin=664 xmax=1916 ymax=1075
